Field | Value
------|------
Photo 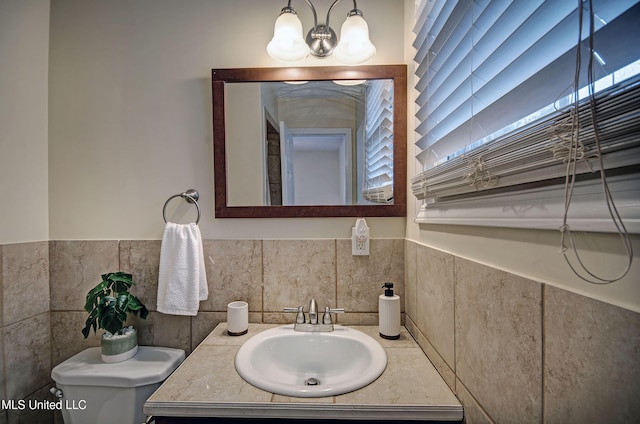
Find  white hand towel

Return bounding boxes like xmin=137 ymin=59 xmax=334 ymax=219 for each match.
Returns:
xmin=157 ymin=222 xmax=208 ymax=316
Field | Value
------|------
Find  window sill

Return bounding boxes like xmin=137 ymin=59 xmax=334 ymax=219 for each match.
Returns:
xmin=415 ymin=173 xmax=640 ymax=234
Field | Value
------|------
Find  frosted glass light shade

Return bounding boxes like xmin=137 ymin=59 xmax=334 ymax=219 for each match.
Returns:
xmin=334 ymin=14 xmax=376 ymax=65
xmin=267 ymin=12 xmax=309 ymax=62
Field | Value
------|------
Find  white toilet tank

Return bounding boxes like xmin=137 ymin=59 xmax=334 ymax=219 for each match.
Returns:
xmin=51 ymin=346 xmax=185 ymax=424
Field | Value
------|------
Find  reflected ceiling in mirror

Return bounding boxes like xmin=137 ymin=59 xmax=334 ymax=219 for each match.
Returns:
xmin=212 ymin=65 xmax=407 ymax=218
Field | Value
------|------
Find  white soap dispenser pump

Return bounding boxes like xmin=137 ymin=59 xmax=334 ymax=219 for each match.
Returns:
xmin=379 ymin=282 xmax=400 ymax=340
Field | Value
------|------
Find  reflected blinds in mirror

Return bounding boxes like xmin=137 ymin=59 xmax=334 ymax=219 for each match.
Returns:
xmin=363 ymin=79 xmax=394 ymax=203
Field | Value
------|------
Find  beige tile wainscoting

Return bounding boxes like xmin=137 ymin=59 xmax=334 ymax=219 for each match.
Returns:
xmin=1 ymin=238 xmax=404 ymax=423
xmin=0 ymin=239 xmax=638 ymax=423
xmin=405 ymin=240 xmax=640 ymax=424
xmin=47 ymin=239 xmax=406 ymax=359
xmin=0 ymin=242 xmax=52 ymax=424
xmin=144 ymin=323 xmax=463 ymax=422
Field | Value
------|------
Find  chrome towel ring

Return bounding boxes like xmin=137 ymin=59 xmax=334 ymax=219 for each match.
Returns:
xmin=163 ymin=189 xmax=200 ymax=224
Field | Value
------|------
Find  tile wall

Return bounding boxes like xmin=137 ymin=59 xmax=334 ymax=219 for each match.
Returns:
xmin=405 ymin=240 xmax=640 ymax=424
xmin=48 ymin=238 xmax=404 ymax=361
xmin=2 ymin=238 xmax=639 ymax=423
xmin=0 ymin=238 xmax=404 ymax=424
xmin=0 ymin=242 xmax=52 ymax=424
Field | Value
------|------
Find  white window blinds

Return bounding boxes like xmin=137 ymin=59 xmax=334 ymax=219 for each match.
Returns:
xmin=363 ymin=79 xmax=394 ymax=203
xmin=411 ymin=0 xmax=640 ymax=205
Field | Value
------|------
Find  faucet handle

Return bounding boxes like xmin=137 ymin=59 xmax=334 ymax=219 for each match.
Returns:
xmin=283 ymin=306 xmax=305 ymax=324
xmin=322 ymin=306 xmax=345 ymax=325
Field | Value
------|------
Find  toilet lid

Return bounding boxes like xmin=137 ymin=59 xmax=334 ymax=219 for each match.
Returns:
xmin=51 ymin=346 xmax=185 ymax=387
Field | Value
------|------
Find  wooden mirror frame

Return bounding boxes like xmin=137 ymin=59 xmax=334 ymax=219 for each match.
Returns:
xmin=212 ymin=65 xmax=407 ymax=218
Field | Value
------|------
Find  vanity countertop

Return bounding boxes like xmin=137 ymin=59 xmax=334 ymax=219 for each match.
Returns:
xmin=144 ymin=323 xmax=463 ymax=422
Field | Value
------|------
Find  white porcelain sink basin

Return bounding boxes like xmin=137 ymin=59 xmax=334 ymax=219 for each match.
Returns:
xmin=235 ymin=325 xmax=387 ymax=397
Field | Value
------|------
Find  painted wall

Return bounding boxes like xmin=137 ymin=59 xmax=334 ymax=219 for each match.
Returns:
xmin=48 ymin=0 xmax=407 ymax=241
xmin=0 ymin=0 xmax=50 ymax=244
xmin=401 ymin=0 xmax=640 ymax=313
xmin=225 ymin=83 xmax=264 ymax=206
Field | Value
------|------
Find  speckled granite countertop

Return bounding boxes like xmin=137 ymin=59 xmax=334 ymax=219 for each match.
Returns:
xmin=144 ymin=323 xmax=462 ymax=421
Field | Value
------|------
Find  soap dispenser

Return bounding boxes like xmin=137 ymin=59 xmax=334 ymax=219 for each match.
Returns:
xmin=379 ymin=282 xmax=400 ymax=340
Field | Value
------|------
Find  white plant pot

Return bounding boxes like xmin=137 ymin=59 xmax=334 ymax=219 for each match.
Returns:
xmin=101 ymin=328 xmax=138 ymax=363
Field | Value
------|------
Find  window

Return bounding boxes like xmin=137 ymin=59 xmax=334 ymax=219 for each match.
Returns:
xmin=411 ymin=0 xmax=640 ymax=233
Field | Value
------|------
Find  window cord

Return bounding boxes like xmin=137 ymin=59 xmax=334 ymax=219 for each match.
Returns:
xmin=559 ymin=0 xmax=633 ymax=285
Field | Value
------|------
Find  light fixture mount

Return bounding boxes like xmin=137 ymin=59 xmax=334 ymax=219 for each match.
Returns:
xmin=267 ymin=0 xmax=375 ymax=64
xmin=306 ymin=24 xmax=337 ymax=57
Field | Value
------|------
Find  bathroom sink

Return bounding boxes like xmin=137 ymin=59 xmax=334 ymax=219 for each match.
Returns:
xmin=235 ymin=325 xmax=387 ymax=397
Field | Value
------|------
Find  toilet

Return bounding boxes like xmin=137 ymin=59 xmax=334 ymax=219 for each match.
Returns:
xmin=51 ymin=346 xmax=185 ymax=424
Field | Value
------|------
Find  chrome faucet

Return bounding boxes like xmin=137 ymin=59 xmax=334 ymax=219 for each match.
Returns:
xmin=284 ymin=298 xmax=344 ymax=332
xmin=308 ymin=298 xmax=318 ymax=324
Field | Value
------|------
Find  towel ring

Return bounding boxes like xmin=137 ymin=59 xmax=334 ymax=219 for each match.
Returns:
xmin=163 ymin=189 xmax=200 ymax=224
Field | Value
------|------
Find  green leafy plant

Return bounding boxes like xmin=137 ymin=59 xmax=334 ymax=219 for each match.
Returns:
xmin=82 ymin=272 xmax=149 ymax=338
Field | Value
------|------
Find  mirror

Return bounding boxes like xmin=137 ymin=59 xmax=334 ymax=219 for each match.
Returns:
xmin=212 ymin=65 xmax=406 ymax=218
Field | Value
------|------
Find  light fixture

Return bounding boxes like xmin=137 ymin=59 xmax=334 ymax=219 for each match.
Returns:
xmin=267 ymin=0 xmax=376 ymax=65
xmin=332 ymin=79 xmax=366 ymax=86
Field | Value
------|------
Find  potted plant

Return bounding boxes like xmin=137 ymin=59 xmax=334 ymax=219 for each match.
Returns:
xmin=82 ymin=272 xmax=149 ymax=363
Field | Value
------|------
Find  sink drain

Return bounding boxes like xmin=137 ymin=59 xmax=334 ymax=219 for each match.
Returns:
xmin=305 ymin=377 xmax=320 ymax=386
